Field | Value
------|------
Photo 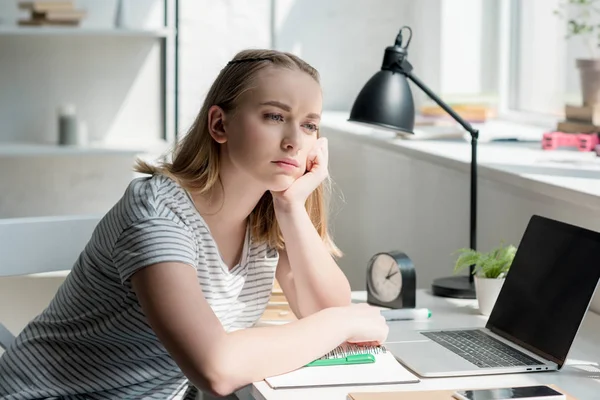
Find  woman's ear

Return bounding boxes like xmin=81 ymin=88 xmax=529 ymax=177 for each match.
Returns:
xmin=208 ymin=105 xmax=227 ymax=144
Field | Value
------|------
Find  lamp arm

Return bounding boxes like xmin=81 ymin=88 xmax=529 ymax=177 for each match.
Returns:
xmin=404 ymin=70 xmax=479 ymax=140
xmin=404 ymin=68 xmax=478 ymax=257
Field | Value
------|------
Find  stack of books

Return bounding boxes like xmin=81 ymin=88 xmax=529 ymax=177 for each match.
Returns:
xmin=419 ymin=103 xmax=496 ymax=124
xmin=259 ymin=280 xmax=297 ymax=324
xmin=556 ymin=104 xmax=600 ymax=133
xmin=18 ymin=1 xmax=86 ymax=26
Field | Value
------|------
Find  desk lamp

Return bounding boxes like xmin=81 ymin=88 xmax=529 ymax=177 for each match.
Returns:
xmin=348 ymin=26 xmax=479 ymax=299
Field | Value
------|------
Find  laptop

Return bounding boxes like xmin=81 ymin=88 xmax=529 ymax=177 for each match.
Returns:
xmin=387 ymin=214 xmax=600 ymax=377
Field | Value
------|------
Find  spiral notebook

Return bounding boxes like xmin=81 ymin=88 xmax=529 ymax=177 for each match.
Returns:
xmin=264 ymin=343 xmax=420 ymax=389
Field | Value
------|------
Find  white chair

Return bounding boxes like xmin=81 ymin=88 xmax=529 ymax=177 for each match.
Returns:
xmin=0 ymin=214 xmax=102 ymax=350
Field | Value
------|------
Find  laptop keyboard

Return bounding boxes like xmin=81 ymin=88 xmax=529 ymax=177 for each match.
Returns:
xmin=422 ymin=329 xmax=544 ymax=368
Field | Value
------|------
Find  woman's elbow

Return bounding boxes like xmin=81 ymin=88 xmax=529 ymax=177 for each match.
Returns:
xmin=205 ymin=379 xmax=238 ymax=398
xmin=193 ymin=355 xmax=245 ymax=397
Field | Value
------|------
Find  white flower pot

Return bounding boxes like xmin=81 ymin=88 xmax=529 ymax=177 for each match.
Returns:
xmin=474 ymin=276 xmax=505 ymax=316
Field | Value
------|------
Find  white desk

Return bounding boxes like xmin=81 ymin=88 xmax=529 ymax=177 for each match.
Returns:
xmin=245 ymin=290 xmax=600 ymax=400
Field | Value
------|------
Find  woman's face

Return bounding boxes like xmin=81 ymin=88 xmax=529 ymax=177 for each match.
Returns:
xmin=218 ymin=67 xmax=323 ymax=192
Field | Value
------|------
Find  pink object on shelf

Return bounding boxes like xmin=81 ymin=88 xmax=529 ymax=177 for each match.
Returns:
xmin=595 ymin=144 xmax=600 ymax=156
xmin=542 ymin=131 xmax=600 ymax=151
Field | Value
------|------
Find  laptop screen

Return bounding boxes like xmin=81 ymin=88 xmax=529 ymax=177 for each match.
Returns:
xmin=487 ymin=215 xmax=600 ymax=367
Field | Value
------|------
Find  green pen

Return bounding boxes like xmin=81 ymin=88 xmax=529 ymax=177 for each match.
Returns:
xmin=305 ymin=353 xmax=376 ymax=367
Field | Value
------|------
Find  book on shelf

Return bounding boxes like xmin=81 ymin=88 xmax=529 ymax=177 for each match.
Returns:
xmin=420 ymin=103 xmax=496 ymax=123
xmin=18 ymin=0 xmax=85 ymax=26
xmin=565 ymin=104 xmax=600 ymax=126
xmin=556 ymin=120 xmax=600 ymax=134
xmin=18 ymin=19 xmax=79 ymax=26
xmin=18 ymin=1 xmax=74 ymax=12
xmin=32 ymin=9 xmax=86 ymax=21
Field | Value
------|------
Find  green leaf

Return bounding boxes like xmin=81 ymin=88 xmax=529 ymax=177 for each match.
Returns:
xmin=557 ymin=0 xmax=600 ymax=47
xmin=452 ymin=243 xmax=517 ymax=279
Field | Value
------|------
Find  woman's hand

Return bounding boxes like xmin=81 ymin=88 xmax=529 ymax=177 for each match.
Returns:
xmin=339 ymin=303 xmax=389 ymax=345
xmin=271 ymin=137 xmax=329 ymax=211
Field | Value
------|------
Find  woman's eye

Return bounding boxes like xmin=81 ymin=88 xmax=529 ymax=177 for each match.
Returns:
xmin=303 ymin=123 xmax=318 ymax=133
xmin=265 ymin=113 xmax=284 ymax=122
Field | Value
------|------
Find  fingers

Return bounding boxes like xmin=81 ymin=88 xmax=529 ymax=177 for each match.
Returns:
xmin=313 ymin=138 xmax=328 ymax=173
xmin=305 ymin=143 xmax=320 ymax=173
xmin=345 ymin=303 xmax=389 ymax=345
xmin=320 ymin=137 xmax=329 ymax=165
xmin=305 ymin=138 xmax=329 ymax=178
xmin=348 ymin=340 xmax=380 ymax=347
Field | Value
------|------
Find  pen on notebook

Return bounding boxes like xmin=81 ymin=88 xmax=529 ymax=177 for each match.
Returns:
xmin=380 ymin=308 xmax=431 ymax=321
xmin=305 ymin=353 xmax=375 ymax=367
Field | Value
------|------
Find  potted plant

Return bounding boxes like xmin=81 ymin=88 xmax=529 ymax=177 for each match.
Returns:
xmin=453 ymin=242 xmax=517 ymax=316
xmin=555 ymin=0 xmax=600 ymax=106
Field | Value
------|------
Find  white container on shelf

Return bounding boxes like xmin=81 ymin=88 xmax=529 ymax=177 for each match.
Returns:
xmin=57 ymin=104 xmax=78 ymax=146
xmin=115 ymin=0 xmax=131 ymax=29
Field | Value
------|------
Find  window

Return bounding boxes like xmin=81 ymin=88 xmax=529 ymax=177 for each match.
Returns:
xmin=500 ymin=0 xmax=594 ymax=118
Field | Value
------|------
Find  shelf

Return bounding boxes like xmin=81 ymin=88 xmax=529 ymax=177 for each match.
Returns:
xmin=0 ymin=141 xmax=170 ymax=157
xmin=0 ymin=26 xmax=174 ymax=38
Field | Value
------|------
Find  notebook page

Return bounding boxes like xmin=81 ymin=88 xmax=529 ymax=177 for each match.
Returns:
xmin=264 ymin=343 xmax=419 ymax=389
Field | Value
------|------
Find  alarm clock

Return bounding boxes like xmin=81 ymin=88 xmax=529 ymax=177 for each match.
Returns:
xmin=366 ymin=251 xmax=416 ymax=309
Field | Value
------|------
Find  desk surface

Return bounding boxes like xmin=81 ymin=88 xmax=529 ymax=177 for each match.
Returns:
xmin=246 ymin=290 xmax=600 ymax=400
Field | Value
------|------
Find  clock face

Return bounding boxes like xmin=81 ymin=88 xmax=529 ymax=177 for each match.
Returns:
xmin=369 ymin=254 xmax=403 ymax=303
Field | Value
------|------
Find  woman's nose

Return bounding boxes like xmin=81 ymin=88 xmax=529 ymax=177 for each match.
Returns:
xmin=281 ymin=125 xmax=302 ymax=151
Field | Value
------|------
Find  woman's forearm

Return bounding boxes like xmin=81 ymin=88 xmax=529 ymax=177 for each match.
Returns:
xmin=205 ymin=306 xmax=350 ymax=396
xmin=274 ymin=203 xmax=351 ymax=315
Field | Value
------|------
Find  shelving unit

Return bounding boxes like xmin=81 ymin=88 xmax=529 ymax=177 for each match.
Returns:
xmin=0 ymin=141 xmax=172 ymax=157
xmin=0 ymin=1 xmax=179 ymax=219
xmin=0 ymin=0 xmax=178 ymax=146
xmin=0 ymin=26 xmax=174 ymax=38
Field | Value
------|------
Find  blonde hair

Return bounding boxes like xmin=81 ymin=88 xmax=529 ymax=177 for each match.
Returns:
xmin=135 ymin=49 xmax=341 ymax=257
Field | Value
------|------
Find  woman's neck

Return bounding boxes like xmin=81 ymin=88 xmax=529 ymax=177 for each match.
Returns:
xmin=188 ymin=166 xmax=266 ymax=230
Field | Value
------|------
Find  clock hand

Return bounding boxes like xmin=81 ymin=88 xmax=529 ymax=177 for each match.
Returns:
xmin=386 ymin=270 xmax=399 ymax=279
xmin=386 ymin=261 xmax=395 ymax=278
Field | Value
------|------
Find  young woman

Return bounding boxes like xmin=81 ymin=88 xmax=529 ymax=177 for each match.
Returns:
xmin=0 ymin=49 xmax=389 ymax=399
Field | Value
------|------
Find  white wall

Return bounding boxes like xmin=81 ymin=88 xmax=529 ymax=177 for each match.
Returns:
xmin=274 ymin=0 xmax=416 ymax=110
xmin=325 ymin=126 xmax=600 ymax=315
xmin=0 ymin=154 xmax=136 ymax=218
xmin=177 ymin=0 xmax=426 ymax=116
xmin=441 ymin=0 xmax=483 ymax=96
xmin=178 ymin=0 xmax=272 ymax=133
xmin=177 ymin=0 xmax=489 ymax=121
xmin=271 ymin=0 xmax=497 ymax=109
xmin=327 ymin=133 xmax=471 ymax=292
xmin=515 ymin=0 xmax=565 ymax=114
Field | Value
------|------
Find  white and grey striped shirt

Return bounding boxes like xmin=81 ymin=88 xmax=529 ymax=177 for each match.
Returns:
xmin=0 ymin=174 xmax=279 ymax=399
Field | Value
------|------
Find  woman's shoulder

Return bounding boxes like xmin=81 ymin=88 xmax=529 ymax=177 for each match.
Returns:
xmin=118 ymin=174 xmax=192 ymax=222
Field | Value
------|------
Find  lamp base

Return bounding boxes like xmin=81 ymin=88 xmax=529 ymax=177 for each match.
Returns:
xmin=431 ymin=275 xmax=476 ymax=299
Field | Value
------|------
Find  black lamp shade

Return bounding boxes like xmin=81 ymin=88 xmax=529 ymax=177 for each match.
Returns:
xmin=349 ymin=70 xmax=415 ymax=134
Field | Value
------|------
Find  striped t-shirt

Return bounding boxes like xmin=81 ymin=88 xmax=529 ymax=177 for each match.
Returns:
xmin=0 ymin=174 xmax=279 ymax=399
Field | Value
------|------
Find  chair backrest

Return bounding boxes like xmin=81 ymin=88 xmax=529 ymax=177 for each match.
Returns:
xmin=0 ymin=215 xmax=102 ymax=277
xmin=0 ymin=214 xmax=102 ymax=350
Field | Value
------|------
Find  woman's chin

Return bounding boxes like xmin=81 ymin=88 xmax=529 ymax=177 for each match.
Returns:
xmin=267 ymin=176 xmax=296 ymax=192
